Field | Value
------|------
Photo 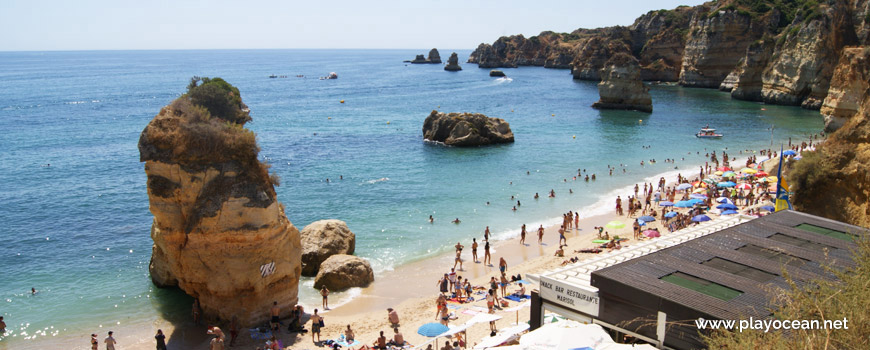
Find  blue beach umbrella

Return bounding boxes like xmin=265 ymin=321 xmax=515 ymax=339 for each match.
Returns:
xmin=638 ymin=215 xmax=656 ymax=222
xmin=717 ymin=181 xmax=736 ymax=188
xmin=692 ymin=214 xmax=712 ymax=222
xmin=721 ymin=210 xmax=739 ymax=215
xmin=783 ymin=150 xmax=797 ymax=156
xmin=690 ymin=193 xmax=707 ymax=199
xmin=659 ymin=201 xmax=674 ymax=207
xmin=761 ymin=205 xmax=776 ymax=212
xmin=417 ymin=323 xmax=449 ymax=337
xmin=664 ymin=211 xmax=678 ymax=218
xmin=716 ymin=197 xmax=732 ymax=204
xmin=717 ymin=203 xmax=738 ymax=210
xmin=674 ymin=201 xmax=693 ymax=208
xmin=676 ymin=183 xmax=693 ymax=190
xmin=637 ymin=219 xmax=646 ymax=226
xmin=687 ymin=198 xmax=705 ymax=205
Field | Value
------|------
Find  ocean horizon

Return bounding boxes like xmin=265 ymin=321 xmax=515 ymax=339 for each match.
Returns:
xmin=0 ymin=49 xmax=823 ymax=348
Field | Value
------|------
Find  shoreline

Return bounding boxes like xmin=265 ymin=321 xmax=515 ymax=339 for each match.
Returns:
xmin=6 ymin=136 xmax=816 ymax=350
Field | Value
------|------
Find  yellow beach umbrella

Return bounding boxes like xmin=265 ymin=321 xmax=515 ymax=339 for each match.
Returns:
xmin=767 ymin=176 xmax=778 ymax=182
xmin=714 ymin=171 xmax=723 ymax=176
xmin=693 ymin=188 xmax=706 ymax=194
xmin=741 ymin=168 xmax=757 ymax=174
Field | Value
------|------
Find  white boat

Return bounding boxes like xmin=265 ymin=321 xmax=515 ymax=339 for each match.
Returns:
xmin=696 ymin=127 xmax=723 ymax=138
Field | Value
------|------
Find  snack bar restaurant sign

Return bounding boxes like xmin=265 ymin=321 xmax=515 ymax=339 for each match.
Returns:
xmin=539 ymin=276 xmax=600 ymax=317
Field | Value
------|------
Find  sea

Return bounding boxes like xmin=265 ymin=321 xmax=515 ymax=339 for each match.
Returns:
xmin=0 ymin=49 xmax=823 ymax=348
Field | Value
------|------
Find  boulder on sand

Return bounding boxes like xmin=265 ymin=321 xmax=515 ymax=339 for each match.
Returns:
xmin=301 ymin=219 xmax=356 ymax=277
xmin=313 ymin=254 xmax=374 ymax=291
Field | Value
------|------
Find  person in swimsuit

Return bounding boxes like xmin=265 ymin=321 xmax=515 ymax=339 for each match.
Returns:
xmin=484 ymin=226 xmax=490 ymax=241
xmin=574 ymin=213 xmax=579 ymax=230
xmin=321 ymin=286 xmax=330 ymax=309
xmin=310 ymin=309 xmax=322 ymax=343
xmin=438 ymin=274 xmax=449 ymax=295
xmin=471 ymin=238 xmax=478 ymax=263
xmin=270 ymin=301 xmax=281 ymax=332
xmin=558 ymin=225 xmax=567 ymax=246
xmin=345 ymin=325 xmax=355 ymax=342
xmin=520 ymin=224 xmax=526 ymax=244
xmin=453 ymin=242 xmax=464 ymax=270
xmin=499 ymin=257 xmax=507 ymax=275
xmin=484 ymin=241 xmax=491 ymax=265
xmin=537 ymin=225 xmax=544 ymax=243
xmin=90 ymin=333 xmax=98 ymax=350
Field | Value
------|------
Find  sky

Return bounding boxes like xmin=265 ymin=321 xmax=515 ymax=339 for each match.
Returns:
xmin=0 ymin=0 xmax=707 ymax=51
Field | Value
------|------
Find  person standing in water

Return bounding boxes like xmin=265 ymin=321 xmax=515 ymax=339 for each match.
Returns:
xmin=484 ymin=226 xmax=490 ymax=241
xmin=321 ymin=286 xmax=330 ymax=310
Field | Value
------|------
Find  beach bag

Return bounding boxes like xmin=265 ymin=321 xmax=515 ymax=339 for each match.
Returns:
xmin=501 ymin=300 xmax=510 ymax=307
xmin=319 ymin=319 xmax=325 ymax=327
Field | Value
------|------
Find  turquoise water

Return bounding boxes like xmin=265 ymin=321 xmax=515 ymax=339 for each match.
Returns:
xmin=0 ymin=50 xmax=822 ymax=347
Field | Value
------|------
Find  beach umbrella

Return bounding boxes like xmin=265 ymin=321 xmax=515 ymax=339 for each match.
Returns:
xmin=692 ymin=214 xmax=712 ymax=222
xmin=767 ymin=176 xmax=778 ymax=182
xmin=736 ymin=183 xmax=753 ymax=190
xmin=716 ymin=197 xmax=733 ymax=204
xmin=721 ymin=210 xmax=739 ymax=215
xmin=638 ymin=215 xmax=656 ymax=222
xmin=637 ymin=219 xmax=646 ymax=226
xmin=676 ymin=183 xmax=692 ymax=190
xmin=756 ymin=171 xmax=769 ymax=177
xmin=690 ymin=193 xmax=707 ymax=199
xmin=664 ymin=211 xmax=678 ymax=218
xmin=717 ymin=203 xmax=738 ymax=210
xmin=642 ymin=230 xmax=661 ymax=238
xmin=693 ymin=188 xmax=706 ymax=194
xmin=605 ymin=221 xmax=625 ymax=229
xmin=702 ymin=178 xmax=717 ymax=184
xmin=659 ymin=201 xmax=674 ymax=207
xmin=717 ymin=166 xmax=731 ymax=171
xmin=418 ymin=323 xmax=449 ymax=337
xmin=761 ymin=205 xmax=776 ymax=212
xmin=783 ymin=150 xmax=797 ymax=156
xmin=722 ymin=171 xmax=736 ymax=177
xmin=717 ymin=181 xmax=736 ymax=188
xmin=674 ymin=201 xmax=693 ymax=208
xmin=714 ymin=171 xmax=723 ymax=176
xmin=794 ymin=156 xmax=802 ymax=160
xmin=687 ymin=198 xmax=705 ymax=206
xmin=741 ymin=168 xmax=757 ymax=174
xmin=759 ymin=177 xmax=770 ymax=182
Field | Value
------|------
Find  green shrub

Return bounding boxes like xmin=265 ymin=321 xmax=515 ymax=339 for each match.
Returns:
xmin=187 ymin=76 xmax=251 ymax=125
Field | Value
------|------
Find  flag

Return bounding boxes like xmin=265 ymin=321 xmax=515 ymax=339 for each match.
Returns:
xmin=775 ymin=146 xmax=793 ymax=211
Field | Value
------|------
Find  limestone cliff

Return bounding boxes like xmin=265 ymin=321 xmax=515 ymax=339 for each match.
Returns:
xmin=139 ymin=77 xmax=302 ymax=324
xmin=725 ymin=38 xmax=775 ymax=100
xmin=570 ymin=28 xmax=633 ymax=81
xmin=821 ymin=47 xmax=870 ymax=131
xmin=790 ymin=90 xmax=870 ymax=227
xmin=759 ymin=1 xmax=859 ymax=109
xmin=467 ymin=32 xmax=578 ymax=68
xmin=422 ymin=111 xmax=514 ymax=146
xmin=592 ymin=53 xmax=653 ymax=113
xmin=631 ymin=7 xmax=698 ymax=81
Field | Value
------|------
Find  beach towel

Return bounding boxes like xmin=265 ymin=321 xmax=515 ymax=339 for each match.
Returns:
xmin=337 ymin=339 xmax=361 ymax=348
xmin=504 ymin=294 xmax=530 ymax=302
xmin=248 ymin=329 xmax=272 ymax=340
xmin=462 ymin=309 xmax=479 ymax=315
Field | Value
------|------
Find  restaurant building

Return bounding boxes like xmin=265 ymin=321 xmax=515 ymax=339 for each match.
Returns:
xmin=528 ymin=210 xmax=867 ymax=349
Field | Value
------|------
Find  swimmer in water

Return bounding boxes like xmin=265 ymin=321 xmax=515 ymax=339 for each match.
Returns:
xmin=452 ymin=218 xmax=461 ymax=224
xmin=31 ymin=288 xmax=37 ymax=295
xmin=429 ymin=215 xmax=434 ymax=223
xmin=534 ymin=193 xmax=539 ymax=199
xmin=512 ymin=206 xmax=517 ymax=211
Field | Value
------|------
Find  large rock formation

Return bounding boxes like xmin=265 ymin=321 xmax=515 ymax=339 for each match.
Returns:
xmin=444 ymin=52 xmax=462 ymax=71
xmin=422 ymin=111 xmax=514 ymax=146
xmin=821 ymin=47 xmax=870 ymax=132
xmin=410 ymin=54 xmax=428 ymax=64
xmin=790 ymin=87 xmax=870 ymax=228
xmin=313 ymin=255 xmax=375 ymax=291
xmin=571 ymin=28 xmax=633 ymax=81
xmin=467 ymin=32 xmax=579 ymax=69
xmin=300 ymin=219 xmax=356 ymax=277
xmin=631 ymin=7 xmax=699 ymax=81
xmin=724 ymin=38 xmax=775 ymax=100
xmin=592 ymin=53 xmax=653 ymax=112
xmin=759 ymin=2 xmax=858 ymax=109
xmin=139 ymin=77 xmax=302 ymax=324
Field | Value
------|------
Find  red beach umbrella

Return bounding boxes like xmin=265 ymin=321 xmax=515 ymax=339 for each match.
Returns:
xmin=642 ymin=230 xmax=661 ymax=238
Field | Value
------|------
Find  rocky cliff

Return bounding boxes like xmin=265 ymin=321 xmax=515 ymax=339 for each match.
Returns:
xmin=821 ymin=47 xmax=870 ymax=131
xmin=467 ymin=0 xmax=868 ymax=111
xmin=139 ymin=77 xmax=302 ymax=324
xmin=592 ymin=53 xmax=653 ymax=113
xmin=790 ymin=87 xmax=870 ymax=228
xmin=422 ymin=111 xmax=514 ymax=146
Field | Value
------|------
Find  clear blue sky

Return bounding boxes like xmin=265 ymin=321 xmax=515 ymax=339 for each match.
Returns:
xmin=1 ymin=0 xmax=706 ymax=51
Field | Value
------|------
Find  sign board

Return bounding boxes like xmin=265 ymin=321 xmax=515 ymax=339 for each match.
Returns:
xmin=539 ymin=276 xmax=600 ymax=317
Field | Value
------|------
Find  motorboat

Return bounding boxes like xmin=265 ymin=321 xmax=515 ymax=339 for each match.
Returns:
xmin=696 ymin=127 xmax=723 ymax=138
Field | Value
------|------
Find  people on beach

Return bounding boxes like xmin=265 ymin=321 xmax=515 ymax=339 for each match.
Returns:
xmin=321 ymin=285 xmax=330 ymax=309
xmin=438 ymin=273 xmax=449 ymax=295
xmin=90 ymin=333 xmax=98 ymax=350
xmin=500 ymin=273 xmax=509 ymax=297
xmin=310 ymin=309 xmax=323 ymax=343
xmin=388 ymin=307 xmax=400 ymax=327
xmin=453 ymin=242 xmax=464 ymax=270
xmin=448 ymin=268 xmax=457 ymax=290
xmin=345 ymin=324 xmax=355 ymax=342
xmin=155 ymin=329 xmax=167 ymax=350
xmin=484 ymin=240 xmax=491 ymax=265
xmin=484 ymin=226 xmax=490 ymax=241
xmin=558 ymin=225 xmax=567 ymax=246
xmin=537 ymin=225 xmax=544 ymax=244
xmin=499 ymin=257 xmax=507 ymax=274
xmin=375 ymin=330 xmax=387 ymax=349
xmin=520 ymin=224 xmax=526 ymax=244
xmin=471 ymin=238 xmax=479 ymax=262
xmin=270 ymin=301 xmax=281 ymax=332
xmin=391 ymin=327 xmax=404 ymax=346
xmin=105 ymin=331 xmax=117 ymax=350
xmin=229 ymin=316 xmax=239 ymax=346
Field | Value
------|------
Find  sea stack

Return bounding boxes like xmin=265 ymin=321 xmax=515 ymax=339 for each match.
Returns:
xmin=428 ymin=48 xmax=442 ymax=63
xmin=592 ymin=53 xmax=652 ymax=113
xmin=138 ymin=77 xmax=302 ymax=324
xmin=422 ymin=110 xmax=513 ymax=146
xmin=444 ymin=52 xmax=462 ymax=71
xmin=490 ymin=70 xmax=506 ymax=77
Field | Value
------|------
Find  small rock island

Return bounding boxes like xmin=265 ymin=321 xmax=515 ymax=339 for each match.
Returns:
xmin=422 ymin=110 xmax=514 ymax=146
xmin=592 ymin=53 xmax=653 ymax=113
xmin=411 ymin=48 xmax=442 ymax=64
xmin=444 ymin=52 xmax=462 ymax=71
